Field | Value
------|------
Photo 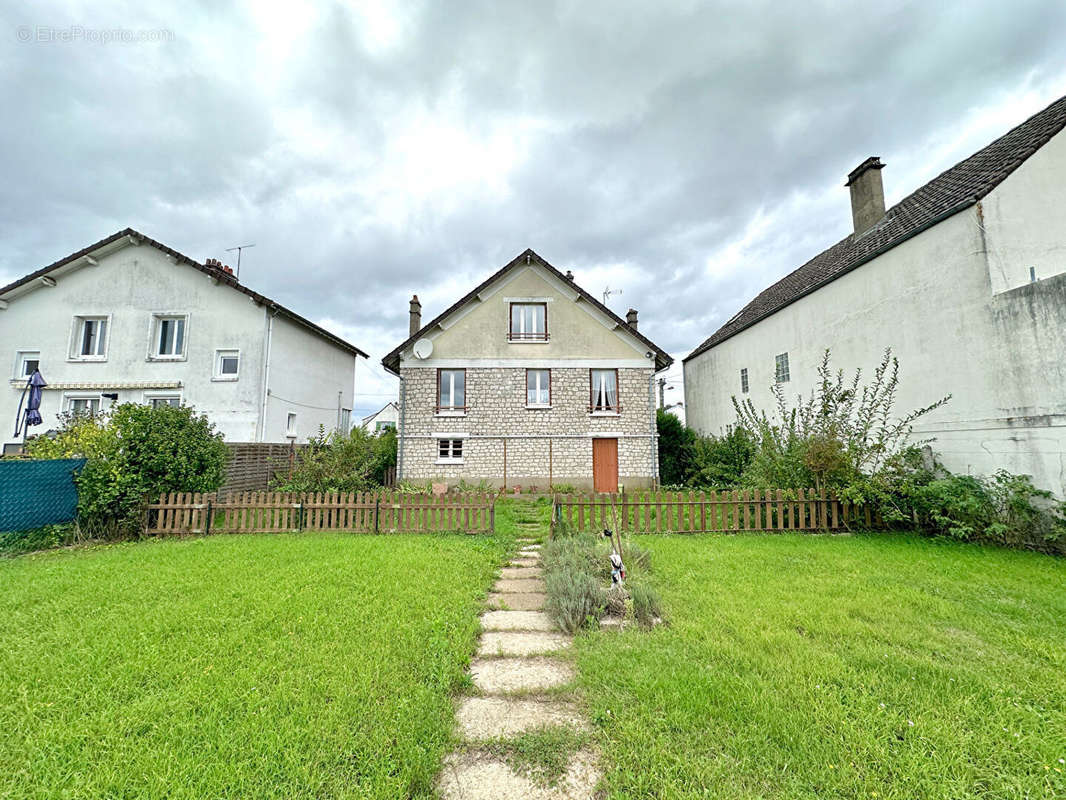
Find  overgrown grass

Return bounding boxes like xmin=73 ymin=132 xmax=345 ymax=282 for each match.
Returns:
xmin=576 ymin=532 xmax=1066 ymax=798
xmin=0 ymin=532 xmax=509 ymax=799
xmin=482 ymin=726 xmax=589 ymax=786
xmin=0 ymin=522 xmax=81 ymax=556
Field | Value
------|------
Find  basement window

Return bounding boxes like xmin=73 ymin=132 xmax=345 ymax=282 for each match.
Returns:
xmin=775 ymin=352 xmax=790 ymax=383
xmin=437 ymin=438 xmax=464 ymax=464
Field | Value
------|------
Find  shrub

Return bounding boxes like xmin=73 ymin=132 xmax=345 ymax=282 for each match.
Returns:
xmin=273 ymin=426 xmax=396 ymax=492
xmin=26 ymin=404 xmax=227 ymax=538
xmin=542 ymin=532 xmax=608 ymax=632
xmin=629 ymin=582 xmax=663 ymax=629
xmin=688 ymin=427 xmax=756 ymax=488
xmin=914 ymin=470 xmax=1065 ymax=555
xmin=657 ymin=409 xmax=697 ymax=485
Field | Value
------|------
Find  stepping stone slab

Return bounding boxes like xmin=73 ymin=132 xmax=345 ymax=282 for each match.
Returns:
xmin=494 ymin=578 xmax=545 ymax=594
xmin=481 ymin=610 xmax=554 ymax=631
xmin=478 ymin=631 xmax=570 ymax=657
xmin=487 ymin=592 xmax=547 ymax=611
xmin=500 ymin=566 xmax=540 ymax=579
xmin=438 ymin=750 xmax=600 ymax=799
xmin=509 ymin=558 xmax=540 ymax=568
xmin=455 ymin=696 xmax=588 ymax=740
xmin=470 ymin=657 xmax=574 ymax=693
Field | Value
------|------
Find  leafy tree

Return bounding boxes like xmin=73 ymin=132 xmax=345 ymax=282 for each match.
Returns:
xmin=656 ymin=408 xmax=696 ymax=486
xmin=688 ymin=426 xmax=756 ymax=488
xmin=27 ymin=403 xmax=228 ymax=536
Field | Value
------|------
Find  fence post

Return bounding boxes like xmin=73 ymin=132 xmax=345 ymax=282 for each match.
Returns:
xmin=489 ymin=499 xmax=495 ymax=533
xmin=298 ymin=493 xmax=305 ymax=531
xmin=374 ymin=495 xmax=380 ymax=533
xmin=205 ymin=497 xmax=214 ymax=536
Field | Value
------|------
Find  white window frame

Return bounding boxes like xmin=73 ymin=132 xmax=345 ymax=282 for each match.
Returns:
xmin=436 ymin=436 xmax=466 ymax=464
xmin=436 ymin=368 xmax=466 ymax=416
xmin=339 ymin=408 xmax=351 ymax=432
xmin=775 ymin=352 xmax=790 ymax=383
xmin=508 ymin=302 xmax=549 ymax=343
xmin=213 ymin=348 xmax=240 ymax=381
xmin=740 ymin=367 xmax=749 ymax=394
xmin=64 ymin=392 xmax=102 ymax=416
xmin=148 ymin=313 xmax=189 ymax=361
xmin=14 ymin=350 xmax=40 ymax=379
xmin=526 ymin=368 xmax=551 ymax=408
xmin=69 ymin=315 xmax=111 ymax=361
xmin=143 ymin=391 xmax=182 ymax=409
xmin=286 ymin=413 xmax=297 ymax=438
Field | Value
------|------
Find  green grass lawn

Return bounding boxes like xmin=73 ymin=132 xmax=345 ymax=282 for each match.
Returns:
xmin=0 ymin=532 xmax=509 ymax=799
xmin=576 ymin=533 xmax=1066 ymax=799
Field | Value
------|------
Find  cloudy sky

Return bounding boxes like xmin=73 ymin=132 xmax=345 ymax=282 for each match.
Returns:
xmin=3 ymin=0 xmax=1065 ymax=418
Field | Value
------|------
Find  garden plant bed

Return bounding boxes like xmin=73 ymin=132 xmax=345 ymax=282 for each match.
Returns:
xmin=575 ymin=532 xmax=1066 ymax=798
xmin=0 ymin=532 xmax=508 ymax=799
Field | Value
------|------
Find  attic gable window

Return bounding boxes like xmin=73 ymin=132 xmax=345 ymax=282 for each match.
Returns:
xmin=509 ymin=303 xmax=548 ymax=341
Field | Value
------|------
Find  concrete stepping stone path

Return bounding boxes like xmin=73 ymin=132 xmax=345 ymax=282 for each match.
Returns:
xmin=436 ymin=518 xmax=601 ymax=798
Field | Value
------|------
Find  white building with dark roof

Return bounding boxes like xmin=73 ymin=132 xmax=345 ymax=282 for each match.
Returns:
xmin=684 ymin=95 xmax=1066 ymax=496
xmin=2 ymin=229 xmax=368 ymax=449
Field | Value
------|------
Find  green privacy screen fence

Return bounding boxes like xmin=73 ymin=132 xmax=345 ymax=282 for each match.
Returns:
xmin=0 ymin=459 xmax=85 ymax=532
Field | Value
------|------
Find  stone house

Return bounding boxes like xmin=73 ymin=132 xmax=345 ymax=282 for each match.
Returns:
xmin=684 ymin=94 xmax=1066 ymax=497
xmin=382 ymin=250 xmax=673 ymax=491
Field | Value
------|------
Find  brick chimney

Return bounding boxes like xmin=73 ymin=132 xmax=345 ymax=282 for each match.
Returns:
xmin=626 ymin=308 xmax=638 ymax=331
xmin=409 ymin=295 xmax=421 ymax=338
xmin=845 ymin=157 xmax=886 ymax=235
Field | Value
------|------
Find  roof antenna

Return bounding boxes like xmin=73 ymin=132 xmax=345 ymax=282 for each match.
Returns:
xmin=225 ymin=243 xmax=256 ymax=281
xmin=526 ymin=252 xmax=531 ymax=264
xmin=603 ymin=285 xmax=622 ymax=305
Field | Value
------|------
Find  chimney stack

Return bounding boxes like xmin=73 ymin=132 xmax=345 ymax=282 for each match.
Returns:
xmin=845 ymin=156 xmax=886 ymax=235
xmin=626 ymin=308 xmax=639 ymax=331
xmin=409 ymin=295 xmax=421 ymax=338
xmin=564 ymin=270 xmax=574 ymax=281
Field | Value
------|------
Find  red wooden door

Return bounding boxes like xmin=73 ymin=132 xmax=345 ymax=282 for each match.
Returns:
xmin=592 ymin=438 xmax=618 ymax=493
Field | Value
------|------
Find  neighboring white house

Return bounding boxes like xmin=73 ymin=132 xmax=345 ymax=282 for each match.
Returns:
xmin=684 ymin=95 xmax=1066 ymax=497
xmin=361 ymin=401 xmax=398 ymax=433
xmin=382 ymin=250 xmax=673 ymax=491
xmin=1 ymin=228 xmax=368 ymax=449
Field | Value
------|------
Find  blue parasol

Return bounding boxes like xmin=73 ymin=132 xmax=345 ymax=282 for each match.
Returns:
xmin=14 ymin=369 xmax=46 ymax=438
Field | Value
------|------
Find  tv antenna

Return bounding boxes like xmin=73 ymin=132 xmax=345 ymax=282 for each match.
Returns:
xmin=603 ymin=285 xmax=622 ymax=305
xmin=225 ymin=243 xmax=256 ymax=280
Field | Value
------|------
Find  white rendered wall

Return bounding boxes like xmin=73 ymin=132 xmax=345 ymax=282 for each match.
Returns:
xmin=684 ymin=139 xmax=1066 ymax=497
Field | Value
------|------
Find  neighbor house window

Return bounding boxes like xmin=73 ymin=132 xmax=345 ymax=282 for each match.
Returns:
xmin=437 ymin=368 xmax=466 ymax=413
xmin=375 ymin=421 xmax=395 ymax=432
xmin=509 ymin=303 xmax=548 ymax=341
xmin=66 ymin=395 xmax=100 ymax=416
xmin=339 ymin=408 xmax=351 ymax=431
xmin=775 ymin=352 xmax=790 ymax=383
xmin=590 ymin=369 xmax=619 ymax=413
xmin=71 ymin=316 xmax=108 ymax=359
xmin=740 ymin=368 xmax=749 ymax=394
xmin=287 ymin=413 xmax=297 ymax=436
xmin=152 ymin=315 xmax=187 ymax=358
xmin=214 ymin=349 xmax=240 ymax=380
xmin=526 ymin=369 xmax=551 ymax=407
xmin=146 ymin=394 xmax=181 ymax=409
xmin=15 ymin=350 xmax=40 ymax=378
xmin=437 ymin=438 xmax=464 ymax=463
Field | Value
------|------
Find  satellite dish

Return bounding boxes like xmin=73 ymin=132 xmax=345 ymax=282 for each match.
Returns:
xmin=413 ymin=338 xmax=433 ymax=359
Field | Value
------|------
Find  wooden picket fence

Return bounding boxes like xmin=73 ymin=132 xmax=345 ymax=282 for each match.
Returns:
xmin=552 ymin=489 xmax=878 ymax=534
xmin=145 ymin=491 xmax=495 ymax=535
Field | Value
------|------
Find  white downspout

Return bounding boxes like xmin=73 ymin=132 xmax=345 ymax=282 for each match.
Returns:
xmin=397 ymin=371 xmax=407 ymax=481
xmin=649 ymin=369 xmax=659 ymax=487
xmin=256 ymin=307 xmax=277 ymax=442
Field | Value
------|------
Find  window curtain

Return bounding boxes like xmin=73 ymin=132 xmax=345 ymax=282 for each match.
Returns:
xmin=604 ymin=371 xmax=617 ymax=409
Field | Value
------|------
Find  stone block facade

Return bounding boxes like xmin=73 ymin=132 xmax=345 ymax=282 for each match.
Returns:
xmin=398 ymin=366 xmax=658 ymax=489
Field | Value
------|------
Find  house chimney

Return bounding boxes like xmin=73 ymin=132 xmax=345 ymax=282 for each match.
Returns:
xmin=564 ymin=270 xmax=574 ymax=281
xmin=409 ymin=295 xmax=421 ymax=338
xmin=626 ymin=308 xmax=638 ymax=331
xmin=845 ymin=156 xmax=886 ymax=235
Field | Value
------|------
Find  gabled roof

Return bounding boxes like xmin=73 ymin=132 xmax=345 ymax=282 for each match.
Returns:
xmin=685 ymin=93 xmax=1066 ymax=362
xmin=361 ymin=401 xmax=398 ymax=425
xmin=382 ymin=248 xmax=674 ymax=374
xmin=0 ymin=228 xmax=369 ymax=359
